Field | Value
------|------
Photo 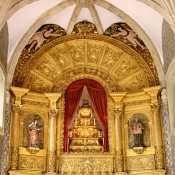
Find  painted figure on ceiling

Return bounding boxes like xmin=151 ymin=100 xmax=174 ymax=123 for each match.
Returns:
xmin=110 ymin=26 xmax=145 ymax=50
xmin=26 ymin=28 xmax=62 ymax=53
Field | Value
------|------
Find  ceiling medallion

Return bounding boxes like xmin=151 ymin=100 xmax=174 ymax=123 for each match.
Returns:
xmin=77 ymin=0 xmax=93 ymax=8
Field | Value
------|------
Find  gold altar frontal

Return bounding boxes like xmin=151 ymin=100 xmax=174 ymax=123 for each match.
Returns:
xmin=8 ymin=85 xmax=166 ymax=175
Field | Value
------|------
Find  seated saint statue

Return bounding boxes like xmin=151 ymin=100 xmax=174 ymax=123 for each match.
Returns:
xmin=77 ymin=99 xmax=92 ymax=118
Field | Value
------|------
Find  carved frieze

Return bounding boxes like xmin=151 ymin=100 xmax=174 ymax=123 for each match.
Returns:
xmin=59 ymin=158 xmax=113 ymax=173
xmin=19 ymin=155 xmax=46 ymax=171
xmin=52 ymin=66 xmax=119 ymax=93
xmin=127 ymin=155 xmax=154 ymax=170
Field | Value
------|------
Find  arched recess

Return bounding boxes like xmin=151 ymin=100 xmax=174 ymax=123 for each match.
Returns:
xmin=0 ymin=66 xmax=5 ymax=135
xmin=64 ymin=79 xmax=108 ymax=152
xmin=165 ymin=57 xmax=175 ymax=136
xmin=7 ymin=0 xmax=164 ymax=90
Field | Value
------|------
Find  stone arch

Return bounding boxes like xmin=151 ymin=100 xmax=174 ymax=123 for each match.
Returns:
xmin=165 ymin=57 xmax=175 ymax=136
xmin=0 ymin=66 xmax=5 ymax=134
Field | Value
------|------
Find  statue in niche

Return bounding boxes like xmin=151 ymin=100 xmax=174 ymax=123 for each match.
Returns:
xmin=130 ymin=117 xmax=144 ymax=147
xmin=128 ymin=114 xmax=150 ymax=148
xmin=28 ymin=119 xmax=40 ymax=147
xmin=23 ymin=114 xmax=44 ymax=149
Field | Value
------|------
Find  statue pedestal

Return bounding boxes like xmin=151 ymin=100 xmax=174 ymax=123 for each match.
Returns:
xmin=26 ymin=147 xmax=40 ymax=154
xmin=132 ymin=147 xmax=145 ymax=154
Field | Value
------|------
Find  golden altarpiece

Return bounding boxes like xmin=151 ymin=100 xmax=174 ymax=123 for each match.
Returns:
xmin=8 ymin=22 xmax=166 ymax=175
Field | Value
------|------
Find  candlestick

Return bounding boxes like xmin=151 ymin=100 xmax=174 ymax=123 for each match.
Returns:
xmin=94 ymin=118 xmax=95 ymax=125
xmin=85 ymin=119 xmax=86 ymax=125
xmin=103 ymin=138 xmax=104 ymax=145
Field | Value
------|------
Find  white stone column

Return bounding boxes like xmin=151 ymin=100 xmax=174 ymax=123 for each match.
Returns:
xmin=161 ymin=88 xmax=173 ymax=174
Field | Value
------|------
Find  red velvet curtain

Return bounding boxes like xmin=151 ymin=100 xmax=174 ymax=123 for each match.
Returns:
xmin=64 ymin=79 xmax=108 ymax=152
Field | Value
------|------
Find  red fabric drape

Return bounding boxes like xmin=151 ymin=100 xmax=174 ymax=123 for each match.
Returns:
xmin=64 ymin=79 xmax=108 ymax=152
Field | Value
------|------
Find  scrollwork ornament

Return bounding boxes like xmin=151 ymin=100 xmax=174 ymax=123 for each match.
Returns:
xmin=11 ymin=147 xmax=19 ymax=170
xmin=49 ymin=109 xmax=58 ymax=118
xmin=48 ymin=151 xmax=56 ymax=172
xmin=155 ymin=146 xmax=164 ymax=169
xmin=12 ymin=104 xmax=22 ymax=114
xmin=116 ymin=149 xmax=124 ymax=172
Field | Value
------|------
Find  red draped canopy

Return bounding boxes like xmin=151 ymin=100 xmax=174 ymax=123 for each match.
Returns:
xmin=64 ymin=79 xmax=108 ymax=152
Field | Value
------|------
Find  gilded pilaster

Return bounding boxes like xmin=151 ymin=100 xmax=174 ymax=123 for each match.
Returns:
xmin=144 ymin=86 xmax=164 ymax=169
xmin=10 ymin=87 xmax=29 ymax=170
xmin=48 ymin=109 xmax=57 ymax=172
xmin=110 ymin=92 xmax=127 ymax=173
xmin=114 ymin=109 xmax=124 ymax=172
xmin=44 ymin=93 xmax=61 ymax=173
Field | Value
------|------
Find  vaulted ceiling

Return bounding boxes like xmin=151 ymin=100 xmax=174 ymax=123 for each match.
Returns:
xmin=6 ymin=0 xmax=165 ymax=92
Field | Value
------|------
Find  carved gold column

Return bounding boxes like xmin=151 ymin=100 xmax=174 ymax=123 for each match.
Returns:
xmin=144 ymin=86 xmax=164 ymax=169
xmin=10 ymin=87 xmax=29 ymax=170
xmin=110 ymin=92 xmax=126 ymax=173
xmin=45 ymin=93 xmax=61 ymax=174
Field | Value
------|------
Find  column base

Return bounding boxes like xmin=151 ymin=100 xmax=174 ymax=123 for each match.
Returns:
xmin=45 ymin=173 xmax=58 ymax=175
xmin=9 ymin=170 xmax=44 ymax=175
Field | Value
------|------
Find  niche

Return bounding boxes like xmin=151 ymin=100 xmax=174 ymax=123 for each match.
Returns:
xmin=128 ymin=113 xmax=150 ymax=149
xmin=22 ymin=114 xmax=44 ymax=149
